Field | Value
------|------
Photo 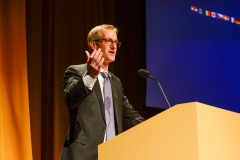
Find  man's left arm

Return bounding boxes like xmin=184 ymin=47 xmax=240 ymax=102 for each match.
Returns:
xmin=111 ymin=73 xmax=145 ymax=130
xmin=122 ymin=94 xmax=145 ymax=127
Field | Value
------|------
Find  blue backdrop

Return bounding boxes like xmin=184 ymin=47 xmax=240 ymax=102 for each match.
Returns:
xmin=146 ymin=0 xmax=240 ymax=113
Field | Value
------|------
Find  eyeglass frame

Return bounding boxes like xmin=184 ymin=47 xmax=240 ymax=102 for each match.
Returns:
xmin=93 ymin=38 xmax=121 ymax=47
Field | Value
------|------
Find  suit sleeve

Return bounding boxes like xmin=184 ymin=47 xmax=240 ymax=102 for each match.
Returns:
xmin=63 ymin=65 xmax=92 ymax=109
xmin=119 ymin=80 xmax=145 ymax=129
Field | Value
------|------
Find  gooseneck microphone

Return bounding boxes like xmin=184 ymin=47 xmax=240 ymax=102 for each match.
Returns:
xmin=138 ymin=69 xmax=171 ymax=108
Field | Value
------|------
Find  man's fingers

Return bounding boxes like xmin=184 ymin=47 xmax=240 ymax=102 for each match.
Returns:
xmin=87 ymin=48 xmax=103 ymax=75
xmin=98 ymin=58 xmax=104 ymax=68
xmin=85 ymin=51 xmax=90 ymax=62
xmin=93 ymin=48 xmax=101 ymax=60
xmin=96 ymin=52 xmax=103 ymax=62
xmin=89 ymin=49 xmax=96 ymax=59
xmin=91 ymin=48 xmax=101 ymax=58
xmin=86 ymin=48 xmax=104 ymax=78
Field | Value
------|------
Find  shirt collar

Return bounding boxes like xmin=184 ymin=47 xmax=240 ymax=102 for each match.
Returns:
xmin=100 ymin=68 xmax=111 ymax=77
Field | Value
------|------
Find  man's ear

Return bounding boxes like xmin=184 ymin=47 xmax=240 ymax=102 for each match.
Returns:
xmin=89 ymin=41 xmax=97 ymax=51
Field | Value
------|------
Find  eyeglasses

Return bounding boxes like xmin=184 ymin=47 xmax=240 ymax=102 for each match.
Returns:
xmin=93 ymin=39 xmax=121 ymax=47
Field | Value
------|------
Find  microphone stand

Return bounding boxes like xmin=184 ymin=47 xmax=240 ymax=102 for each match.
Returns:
xmin=148 ymin=75 xmax=171 ymax=108
xmin=138 ymin=69 xmax=171 ymax=108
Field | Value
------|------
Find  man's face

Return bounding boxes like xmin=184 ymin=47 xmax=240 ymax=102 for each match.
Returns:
xmin=95 ymin=29 xmax=118 ymax=63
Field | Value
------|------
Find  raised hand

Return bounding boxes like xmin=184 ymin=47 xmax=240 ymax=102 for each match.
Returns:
xmin=85 ymin=48 xmax=104 ymax=78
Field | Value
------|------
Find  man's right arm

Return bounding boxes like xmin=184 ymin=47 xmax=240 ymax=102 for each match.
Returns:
xmin=63 ymin=65 xmax=93 ymax=109
xmin=64 ymin=49 xmax=103 ymax=109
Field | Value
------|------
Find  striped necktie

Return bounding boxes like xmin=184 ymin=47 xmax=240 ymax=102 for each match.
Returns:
xmin=101 ymin=72 xmax=116 ymax=140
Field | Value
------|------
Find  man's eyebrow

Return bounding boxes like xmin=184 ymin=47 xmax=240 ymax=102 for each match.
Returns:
xmin=105 ymin=38 xmax=119 ymax=41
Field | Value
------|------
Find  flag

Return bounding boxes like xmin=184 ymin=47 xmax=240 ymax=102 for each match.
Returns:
xmin=231 ymin=17 xmax=240 ymax=25
xmin=205 ymin=10 xmax=217 ymax=18
xmin=191 ymin=6 xmax=198 ymax=12
xmin=205 ymin=10 xmax=212 ymax=17
xmin=211 ymin=12 xmax=216 ymax=18
xmin=192 ymin=5 xmax=240 ymax=26
xmin=216 ymin=13 xmax=230 ymax=21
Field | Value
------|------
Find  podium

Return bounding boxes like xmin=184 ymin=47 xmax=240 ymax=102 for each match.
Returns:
xmin=98 ymin=102 xmax=240 ymax=160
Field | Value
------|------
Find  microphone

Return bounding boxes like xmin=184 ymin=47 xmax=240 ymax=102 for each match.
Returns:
xmin=138 ymin=69 xmax=171 ymax=108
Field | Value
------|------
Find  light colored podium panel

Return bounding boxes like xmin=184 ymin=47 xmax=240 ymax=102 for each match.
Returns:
xmin=98 ymin=102 xmax=240 ymax=160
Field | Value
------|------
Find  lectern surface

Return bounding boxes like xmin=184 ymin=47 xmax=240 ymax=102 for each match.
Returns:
xmin=98 ymin=102 xmax=240 ymax=160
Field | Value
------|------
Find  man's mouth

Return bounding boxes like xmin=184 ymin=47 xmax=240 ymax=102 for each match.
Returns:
xmin=109 ymin=51 xmax=115 ymax=54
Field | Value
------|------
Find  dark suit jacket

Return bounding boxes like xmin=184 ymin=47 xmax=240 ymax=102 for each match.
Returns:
xmin=60 ymin=64 xmax=144 ymax=160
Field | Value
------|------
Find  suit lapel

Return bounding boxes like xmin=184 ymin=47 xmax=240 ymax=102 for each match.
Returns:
xmin=109 ymin=74 xmax=120 ymax=127
xmin=93 ymin=79 xmax=106 ymax=121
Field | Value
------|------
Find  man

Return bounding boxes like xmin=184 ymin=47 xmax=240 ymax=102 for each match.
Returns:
xmin=60 ymin=24 xmax=144 ymax=160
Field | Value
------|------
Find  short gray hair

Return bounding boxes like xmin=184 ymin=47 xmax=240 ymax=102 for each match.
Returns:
xmin=87 ymin=24 xmax=118 ymax=48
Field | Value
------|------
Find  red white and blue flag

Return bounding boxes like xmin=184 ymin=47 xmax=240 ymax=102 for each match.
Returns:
xmin=216 ymin=13 xmax=230 ymax=21
xmin=191 ymin=6 xmax=198 ymax=12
